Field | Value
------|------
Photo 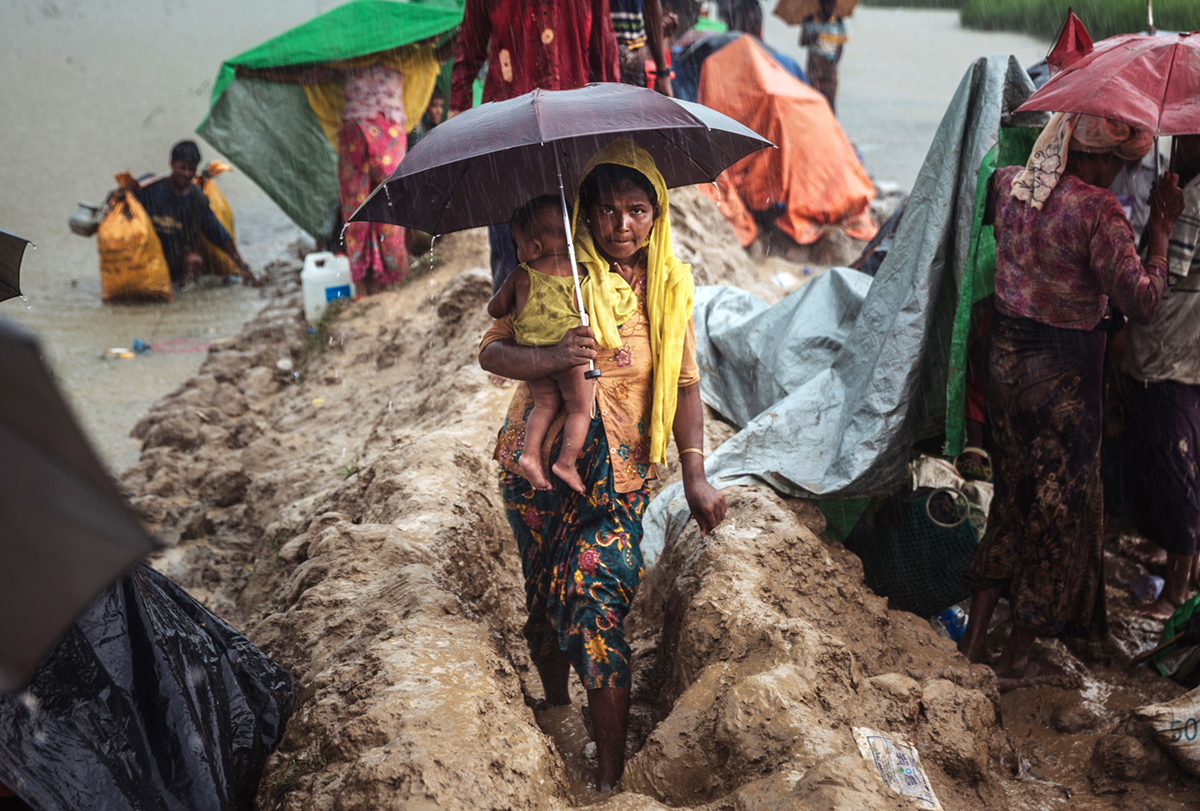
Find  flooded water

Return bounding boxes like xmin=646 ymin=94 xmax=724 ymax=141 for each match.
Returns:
xmin=0 ymin=2 xmax=1047 ymax=475
xmin=0 ymin=0 xmax=323 ymax=471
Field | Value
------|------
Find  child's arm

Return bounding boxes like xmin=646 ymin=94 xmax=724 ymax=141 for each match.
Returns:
xmin=487 ymin=268 xmax=520 ymax=319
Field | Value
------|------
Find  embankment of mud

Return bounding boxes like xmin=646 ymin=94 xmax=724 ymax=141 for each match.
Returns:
xmin=123 ymin=190 xmax=1189 ymax=810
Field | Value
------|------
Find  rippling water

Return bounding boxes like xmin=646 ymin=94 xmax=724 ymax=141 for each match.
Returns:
xmin=0 ymin=0 xmax=324 ymax=471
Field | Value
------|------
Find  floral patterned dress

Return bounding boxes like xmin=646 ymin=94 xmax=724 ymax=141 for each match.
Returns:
xmin=965 ymin=166 xmax=1168 ymax=640
xmin=337 ymin=65 xmax=408 ymax=288
xmin=481 ymin=264 xmax=697 ymax=688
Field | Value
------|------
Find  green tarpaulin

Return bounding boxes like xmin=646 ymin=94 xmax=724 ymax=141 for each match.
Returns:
xmin=943 ymin=125 xmax=1039 ymax=457
xmin=198 ymin=0 xmax=462 ymax=242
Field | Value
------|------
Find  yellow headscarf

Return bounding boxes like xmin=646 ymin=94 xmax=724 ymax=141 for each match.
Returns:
xmin=572 ymin=139 xmax=695 ymax=465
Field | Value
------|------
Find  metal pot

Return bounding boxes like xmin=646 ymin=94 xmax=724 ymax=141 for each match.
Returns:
xmin=68 ymin=201 xmax=103 ymax=237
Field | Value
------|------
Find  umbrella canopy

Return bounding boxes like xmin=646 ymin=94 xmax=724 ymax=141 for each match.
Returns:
xmin=1045 ymin=8 xmax=1094 ymax=75
xmin=197 ymin=0 xmax=461 ymax=242
xmin=0 ymin=319 xmax=158 ymax=690
xmin=772 ymin=0 xmax=858 ymax=26
xmin=0 ymin=230 xmax=30 ymax=303
xmin=1016 ymin=31 xmax=1200 ymax=136
xmin=349 ymin=82 xmax=772 ymax=234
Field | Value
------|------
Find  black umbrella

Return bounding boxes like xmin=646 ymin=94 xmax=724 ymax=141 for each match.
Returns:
xmin=0 ymin=318 xmax=159 ymax=690
xmin=350 ymin=83 xmax=771 ymax=376
xmin=351 ymin=82 xmax=771 ymax=235
xmin=0 ymin=230 xmax=31 ymax=303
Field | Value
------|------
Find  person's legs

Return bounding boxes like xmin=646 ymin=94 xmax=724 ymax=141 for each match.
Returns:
xmin=535 ymin=645 xmax=572 ymax=705
xmin=519 ymin=377 xmax=564 ymax=490
xmin=489 ymin=224 xmax=519 ymax=293
xmin=182 ymin=250 xmax=204 ymax=284
xmin=535 ymin=419 xmax=645 ymax=790
xmin=990 ymin=623 xmax=1080 ymax=689
xmin=338 ymin=120 xmax=376 ymax=290
xmin=1136 ymin=552 xmax=1194 ymax=620
xmin=587 ymin=686 xmax=631 ymax=792
xmin=368 ymin=119 xmax=409 ymax=289
xmin=551 ymin=365 xmax=595 ymax=495
xmin=958 ymin=586 xmax=1002 ymax=663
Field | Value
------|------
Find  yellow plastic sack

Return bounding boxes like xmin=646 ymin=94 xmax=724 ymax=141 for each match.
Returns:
xmin=194 ymin=161 xmax=238 ymax=278
xmin=97 ymin=177 xmax=173 ymax=302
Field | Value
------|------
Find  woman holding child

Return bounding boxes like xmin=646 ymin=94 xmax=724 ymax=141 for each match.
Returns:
xmin=479 ymin=140 xmax=725 ymax=791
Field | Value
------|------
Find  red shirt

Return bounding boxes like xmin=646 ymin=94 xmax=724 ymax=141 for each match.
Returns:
xmin=450 ymin=0 xmax=620 ymax=112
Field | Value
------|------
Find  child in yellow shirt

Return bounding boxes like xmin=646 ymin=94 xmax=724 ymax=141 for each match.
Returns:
xmin=487 ymin=196 xmax=594 ymax=494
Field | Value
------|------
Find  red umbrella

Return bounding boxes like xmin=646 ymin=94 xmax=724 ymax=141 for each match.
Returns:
xmin=1016 ymin=31 xmax=1200 ymax=136
xmin=1045 ymin=8 xmax=1093 ymax=76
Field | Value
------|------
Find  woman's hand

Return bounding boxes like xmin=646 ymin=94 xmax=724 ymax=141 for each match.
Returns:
xmin=683 ymin=474 xmax=726 ymax=537
xmin=1146 ymin=171 xmax=1186 ymax=262
xmin=1149 ymin=171 xmax=1185 ymax=229
xmin=553 ymin=325 xmax=597 ymax=368
xmin=479 ymin=326 xmax=596 ymax=380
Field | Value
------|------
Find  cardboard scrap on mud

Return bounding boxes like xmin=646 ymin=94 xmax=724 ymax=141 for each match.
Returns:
xmin=853 ymin=726 xmax=942 ymax=810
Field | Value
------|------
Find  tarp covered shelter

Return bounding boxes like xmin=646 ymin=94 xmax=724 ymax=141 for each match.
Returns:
xmin=697 ymin=35 xmax=876 ymax=246
xmin=197 ymin=0 xmax=461 ymax=243
xmin=644 ymin=54 xmax=1048 ymax=561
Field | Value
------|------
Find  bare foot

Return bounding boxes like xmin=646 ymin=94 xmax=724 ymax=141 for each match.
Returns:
xmin=1129 ymin=539 xmax=1168 ymax=568
xmin=552 ymin=457 xmax=587 ymax=494
xmin=1134 ymin=596 xmax=1180 ymax=621
xmin=996 ymin=659 xmax=1082 ymax=692
xmin=519 ymin=453 xmax=552 ymax=490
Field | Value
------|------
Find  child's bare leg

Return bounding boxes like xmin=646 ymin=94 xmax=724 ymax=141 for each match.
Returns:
xmin=520 ymin=377 xmax=562 ymax=490
xmin=551 ymin=366 xmax=595 ymax=495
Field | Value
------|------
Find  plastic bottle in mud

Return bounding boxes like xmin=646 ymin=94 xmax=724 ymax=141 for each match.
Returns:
xmin=930 ymin=605 xmax=968 ymax=642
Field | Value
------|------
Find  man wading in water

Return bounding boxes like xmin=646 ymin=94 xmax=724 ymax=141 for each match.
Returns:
xmin=134 ymin=140 xmax=260 ymax=288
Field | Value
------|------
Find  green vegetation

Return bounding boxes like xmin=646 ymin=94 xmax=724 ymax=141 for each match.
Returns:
xmin=859 ymin=0 xmax=963 ymax=8
xmin=961 ymin=0 xmax=1198 ymax=41
xmin=856 ymin=0 xmax=1197 ymax=41
xmin=297 ymin=296 xmax=348 ymax=376
xmin=341 ymin=451 xmax=360 ymax=480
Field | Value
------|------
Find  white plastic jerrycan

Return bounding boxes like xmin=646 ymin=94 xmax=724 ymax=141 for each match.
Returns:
xmin=301 ymin=252 xmax=354 ymax=324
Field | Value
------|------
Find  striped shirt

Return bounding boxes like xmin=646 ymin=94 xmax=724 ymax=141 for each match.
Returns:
xmin=1168 ymin=174 xmax=1200 ymax=278
xmin=611 ymin=0 xmax=647 ymax=49
xmin=1125 ymin=174 xmax=1200 ymax=384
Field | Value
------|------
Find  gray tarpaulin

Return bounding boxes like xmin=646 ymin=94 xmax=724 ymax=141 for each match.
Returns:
xmin=644 ymin=54 xmax=1043 ymax=564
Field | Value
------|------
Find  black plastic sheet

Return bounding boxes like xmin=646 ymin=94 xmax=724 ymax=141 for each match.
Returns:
xmin=0 ymin=564 xmax=294 ymax=811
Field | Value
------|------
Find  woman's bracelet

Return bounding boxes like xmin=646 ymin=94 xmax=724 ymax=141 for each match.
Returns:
xmin=679 ymin=447 xmax=705 ymax=458
xmin=1148 ymin=254 xmax=1168 ymax=264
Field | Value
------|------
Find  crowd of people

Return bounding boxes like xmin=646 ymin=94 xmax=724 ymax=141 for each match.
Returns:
xmin=958 ymin=115 xmax=1188 ymax=688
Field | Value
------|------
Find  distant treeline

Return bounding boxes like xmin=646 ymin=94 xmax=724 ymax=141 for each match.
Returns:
xmin=858 ymin=0 xmax=1199 ymax=41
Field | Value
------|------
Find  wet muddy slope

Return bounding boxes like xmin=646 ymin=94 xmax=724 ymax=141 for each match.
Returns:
xmin=124 ymin=191 xmax=1192 ymax=810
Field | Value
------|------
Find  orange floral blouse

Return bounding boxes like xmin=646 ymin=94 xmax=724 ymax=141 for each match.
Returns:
xmin=480 ymin=266 xmax=699 ymax=493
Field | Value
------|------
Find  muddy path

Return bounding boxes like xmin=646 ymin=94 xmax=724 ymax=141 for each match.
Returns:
xmin=124 ymin=190 xmax=1193 ymax=810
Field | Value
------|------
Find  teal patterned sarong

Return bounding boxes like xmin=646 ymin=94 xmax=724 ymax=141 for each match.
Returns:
xmin=502 ymin=415 xmax=648 ymax=689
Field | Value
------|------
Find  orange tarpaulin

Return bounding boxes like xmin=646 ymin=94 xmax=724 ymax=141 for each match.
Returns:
xmin=697 ymin=36 xmax=876 ymax=247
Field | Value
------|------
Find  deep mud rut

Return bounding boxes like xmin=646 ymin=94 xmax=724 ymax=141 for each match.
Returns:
xmin=122 ymin=190 xmax=1194 ymax=810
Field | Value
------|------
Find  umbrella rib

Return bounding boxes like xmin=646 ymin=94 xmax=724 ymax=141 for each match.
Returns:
xmin=650 ymin=127 xmax=716 ymax=180
xmin=1157 ymin=40 xmax=1182 ymax=134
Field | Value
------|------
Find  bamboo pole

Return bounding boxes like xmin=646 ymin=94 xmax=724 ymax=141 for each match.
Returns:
xmin=1147 ymin=0 xmax=1156 ymax=34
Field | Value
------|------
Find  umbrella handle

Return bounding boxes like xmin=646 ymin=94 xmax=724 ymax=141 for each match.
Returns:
xmin=555 ymin=146 xmax=601 ymax=381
